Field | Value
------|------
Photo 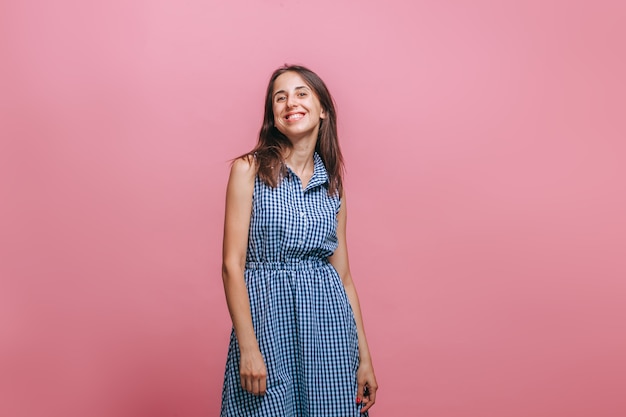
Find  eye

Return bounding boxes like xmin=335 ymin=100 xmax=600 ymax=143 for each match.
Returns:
xmin=276 ymin=96 xmax=286 ymax=102
xmin=298 ymin=91 xmax=308 ymax=97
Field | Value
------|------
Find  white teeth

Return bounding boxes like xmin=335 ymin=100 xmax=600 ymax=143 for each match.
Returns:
xmin=287 ymin=113 xmax=304 ymax=120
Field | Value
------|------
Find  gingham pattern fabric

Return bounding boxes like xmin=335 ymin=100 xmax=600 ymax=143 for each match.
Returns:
xmin=221 ymin=152 xmax=366 ymax=416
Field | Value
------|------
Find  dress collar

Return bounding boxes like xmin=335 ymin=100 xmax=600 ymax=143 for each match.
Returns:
xmin=284 ymin=152 xmax=329 ymax=191
xmin=305 ymin=152 xmax=330 ymax=191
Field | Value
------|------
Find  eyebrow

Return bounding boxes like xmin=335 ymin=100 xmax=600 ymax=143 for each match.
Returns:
xmin=273 ymin=86 xmax=309 ymax=98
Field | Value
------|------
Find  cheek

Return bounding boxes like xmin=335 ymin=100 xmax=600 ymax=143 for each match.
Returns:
xmin=272 ymin=106 xmax=282 ymax=122
xmin=273 ymin=114 xmax=286 ymax=132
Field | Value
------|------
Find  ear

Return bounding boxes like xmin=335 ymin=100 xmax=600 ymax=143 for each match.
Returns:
xmin=320 ymin=108 xmax=327 ymax=119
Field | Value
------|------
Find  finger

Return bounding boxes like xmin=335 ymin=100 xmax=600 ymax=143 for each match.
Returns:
xmin=361 ymin=386 xmax=377 ymax=413
xmin=260 ymin=375 xmax=267 ymax=396
xmin=252 ymin=378 xmax=260 ymax=396
xmin=241 ymin=374 xmax=251 ymax=393
xmin=244 ymin=377 xmax=253 ymax=394
xmin=360 ymin=388 xmax=368 ymax=407
xmin=356 ymin=382 xmax=365 ymax=405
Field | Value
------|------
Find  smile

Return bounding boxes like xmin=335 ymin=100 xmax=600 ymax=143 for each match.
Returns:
xmin=285 ymin=113 xmax=305 ymax=121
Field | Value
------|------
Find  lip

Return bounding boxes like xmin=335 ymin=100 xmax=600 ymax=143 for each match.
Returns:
xmin=284 ymin=111 xmax=306 ymax=122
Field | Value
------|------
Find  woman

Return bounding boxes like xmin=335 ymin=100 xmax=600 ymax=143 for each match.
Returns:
xmin=220 ymin=65 xmax=377 ymax=416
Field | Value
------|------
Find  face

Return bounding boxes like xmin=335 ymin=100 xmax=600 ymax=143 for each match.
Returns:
xmin=271 ymin=71 xmax=326 ymax=142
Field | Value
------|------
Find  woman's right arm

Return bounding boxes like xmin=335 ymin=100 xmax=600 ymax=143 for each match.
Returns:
xmin=222 ymin=156 xmax=267 ymax=396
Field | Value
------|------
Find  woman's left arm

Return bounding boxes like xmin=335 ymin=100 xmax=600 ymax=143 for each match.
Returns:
xmin=329 ymin=194 xmax=378 ymax=414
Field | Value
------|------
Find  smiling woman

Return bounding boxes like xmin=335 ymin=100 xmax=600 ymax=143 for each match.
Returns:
xmin=219 ymin=65 xmax=378 ymax=417
xmin=272 ymin=80 xmax=326 ymax=148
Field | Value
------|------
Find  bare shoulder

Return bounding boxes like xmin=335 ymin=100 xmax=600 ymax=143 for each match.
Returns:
xmin=228 ymin=155 xmax=257 ymax=186
xmin=230 ymin=155 xmax=257 ymax=176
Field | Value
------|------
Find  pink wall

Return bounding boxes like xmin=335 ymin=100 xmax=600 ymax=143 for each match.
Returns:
xmin=2 ymin=1 xmax=625 ymax=416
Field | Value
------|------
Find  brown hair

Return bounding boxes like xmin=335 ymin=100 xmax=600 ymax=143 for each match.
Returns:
xmin=242 ymin=64 xmax=344 ymax=195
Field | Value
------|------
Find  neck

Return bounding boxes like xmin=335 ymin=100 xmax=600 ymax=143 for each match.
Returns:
xmin=284 ymin=141 xmax=316 ymax=176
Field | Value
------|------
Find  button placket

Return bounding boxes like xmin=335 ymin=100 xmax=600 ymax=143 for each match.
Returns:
xmin=297 ymin=188 xmax=309 ymax=249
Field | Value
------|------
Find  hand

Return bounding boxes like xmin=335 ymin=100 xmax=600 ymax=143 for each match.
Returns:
xmin=356 ymin=360 xmax=378 ymax=413
xmin=239 ymin=348 xmax=267 ymax=396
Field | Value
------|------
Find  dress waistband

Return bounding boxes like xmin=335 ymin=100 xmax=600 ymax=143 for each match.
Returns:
xmin=246 ymin=259 xmax=331 ymax=271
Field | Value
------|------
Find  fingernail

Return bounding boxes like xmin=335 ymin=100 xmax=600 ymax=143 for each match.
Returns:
xmin=356 ymin=397 xmax=361 ymax=404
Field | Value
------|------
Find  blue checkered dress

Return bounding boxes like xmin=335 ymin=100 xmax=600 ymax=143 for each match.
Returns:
xmin=221 ymin=152 xmax=366 ymax=416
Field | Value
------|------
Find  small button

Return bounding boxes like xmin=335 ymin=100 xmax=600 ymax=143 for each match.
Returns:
xmin=298 ymin=240 xmax=304 ymax=245
xmin=300 ymin=212 xmax=306 ymax=217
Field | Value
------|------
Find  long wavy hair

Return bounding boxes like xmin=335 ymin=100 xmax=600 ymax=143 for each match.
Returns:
xmin=243 ymin=64 xmax=344 ymax=196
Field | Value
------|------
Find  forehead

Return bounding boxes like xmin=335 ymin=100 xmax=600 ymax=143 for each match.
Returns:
xmin=272 ymin=71 xmax=311 ymax=93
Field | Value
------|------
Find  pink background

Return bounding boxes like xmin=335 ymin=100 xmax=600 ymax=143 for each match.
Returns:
xmin=1 ymin=0 xmax=625 ymax=416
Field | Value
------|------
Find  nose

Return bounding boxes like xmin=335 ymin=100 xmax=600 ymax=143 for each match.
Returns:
xmin=286 ymin=94 xmax=298 ymax=108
